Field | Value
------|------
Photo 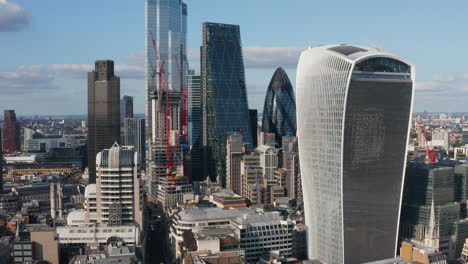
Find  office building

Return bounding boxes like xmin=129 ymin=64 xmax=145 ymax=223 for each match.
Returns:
xmin=249 ymin=109 xmax=258 ymax=147
xmin=88 ymin=60 xmax=121 ymax=183
xmin=240 ymin=154 xmax=262 ymax=204
xmin=282 ymin=136 xmax=301 ymax=200
xmin=120 ymin=95 xmax=134 ymax=143
xmin=3 ymin=110 xmax=20 ymax=153
xmin=25 ymin=133 xmax=86 ymax=153
xmin=262 ymin=68 xmax=297 ymax=146
xmin=255 ymin=145 xmax=279 ymax=180
xmin=124 ymin=118 xmax=146 ymax=168
xmin=296 ymin=45 xmax=415 ymax=263
xmin=463 ymin=128 xmax=468 ymax=145
xmin=432 ymin=129 xmax=450 ymax=151
xmin=231 ymin=212 xmax=293 ymax=262
xmin=188 ymin=71 xmax=203 ymax=180
xmin=145 ymin=0 xmax=188 ymax=140
xmin=13 ymin=232 xmax=33 ymax=264
xmin=121 ymin=95 xmax=134 ymax=119
xmin=401 ymin=162 xmax=468 ymax=258
xmin=201 ymin=22 xmax=252 ymax=184
xmin=226 ymin=133 xmax=243 ymax=194
xmin=92 ymin=143 xmax=143 ymax=227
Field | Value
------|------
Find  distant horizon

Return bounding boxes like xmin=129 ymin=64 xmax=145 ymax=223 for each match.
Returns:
xmin=2 ymin=0 xmax=468 ymax=114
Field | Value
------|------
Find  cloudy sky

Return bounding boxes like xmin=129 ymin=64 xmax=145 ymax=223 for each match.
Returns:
xmin=1 ymin=0 xmax=468 ymax=115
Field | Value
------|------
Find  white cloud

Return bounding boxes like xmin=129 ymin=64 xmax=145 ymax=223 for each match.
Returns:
xmin=0 ymin=70 xmax=58 ymax=94
xmin=188 ymin=46 xmax=306 ymax=68
xmin=0 ymin=0 xmax=29 ymax=32
xmin=414 ymin=74 xmax=468 ymax=112
xmin=15 ymin=63 xmax=144 ymax=80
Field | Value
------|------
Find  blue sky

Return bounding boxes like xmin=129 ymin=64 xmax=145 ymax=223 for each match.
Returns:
xmin=1 ymin=0 xmax=468 ymax=115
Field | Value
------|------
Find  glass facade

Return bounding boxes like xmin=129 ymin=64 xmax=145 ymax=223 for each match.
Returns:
xmin=188 ymin=73 xmax=203 ymax=180
xmin=401 ymin=164 xmax=463 ymax=245
xmin=145 ymin=0 xmax=188 ymax=140
xmin=201 ymin=22 xmax=252 ymax=184
xmin=124 ymin=118 xmax=146 ymax=168
xmin=262 ymin=68 xmax=297 ymax=146
xmin=296 ymin=45 xmax=414 ymax=264
xmin=343 ymin=73 xmax=413 ymax=263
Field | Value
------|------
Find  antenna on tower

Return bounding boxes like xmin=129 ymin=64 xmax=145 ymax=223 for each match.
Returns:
xmin=364 ymin=41 xmax=384 ymax=52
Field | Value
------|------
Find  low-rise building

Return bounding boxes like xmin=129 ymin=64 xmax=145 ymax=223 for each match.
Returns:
xmin=56 ymin=224 xmax=141 ymax=248
xmin=400 ymin=241 xmax=447 ymax=264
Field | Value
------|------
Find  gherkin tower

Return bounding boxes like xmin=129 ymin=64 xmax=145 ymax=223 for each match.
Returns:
xmin=261 ymin=67 xmax=297 ymax=146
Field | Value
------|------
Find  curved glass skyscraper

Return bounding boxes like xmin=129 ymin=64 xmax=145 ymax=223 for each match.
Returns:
xmin=261 ymin=67 xmax=297 ymax=146
xmin=296 ymin=45 xmax=414 ymax=264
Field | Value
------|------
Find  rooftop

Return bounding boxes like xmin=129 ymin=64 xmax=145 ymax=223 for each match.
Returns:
xmin=176 ymin=207 xmax=255 ymax=222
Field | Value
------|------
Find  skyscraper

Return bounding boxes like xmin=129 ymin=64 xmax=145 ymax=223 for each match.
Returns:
xmin=120 ymin=95 xmax=133 ymax=143
xmin=262 ymin=68 xmax=297 ymax=146
xmin=201 ymin=22 xmax=252 ymax=184
xmin=188 ymin=71 xmax=202 ymax=180
xmin=124 ymin=118 xmax=146 ymax=168
xmin=88 ymin=60 xmax=121 ymax=184
xmin=296 ymin=45 xmax=415 ymax=263
xmin=145 ymin=0 xmax=188 ymax=140
xmin=249 ymin=109 xmax=258 ymax=148
xmin=94 ymin=143 xmax=143 ymax=228
xmin=121 ymin=95 xmax=134 ymax=119
xmin=3 ymin=110 xmax=20 ymax=153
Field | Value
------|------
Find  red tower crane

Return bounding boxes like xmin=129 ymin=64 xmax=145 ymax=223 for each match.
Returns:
xmin=174 ymin=55 xmax=187 ymax=133
xmin=419 ymin=125 xmax=437 ymax=163
xmin=150 ymin=31 xmax=165 ymax=95
xmin=150 ymin=31 xmax=175 ymax=186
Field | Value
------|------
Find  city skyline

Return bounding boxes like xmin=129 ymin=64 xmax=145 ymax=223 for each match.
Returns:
xmin=1 ymin=0 xmax=468 ymax=114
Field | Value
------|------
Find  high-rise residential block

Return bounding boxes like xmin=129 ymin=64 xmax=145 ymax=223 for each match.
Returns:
xmin=296 ymin=44 xmax=415 ymax=263
xmin=226 ymin=133 xmax=243 ymax=194
xmin=124 ymin=118 xmax=146 ymax=168
xmin=262 ymin=68 xmax=297 ymax=146
xmin=201 ymin=22 xmax=252 ymax=184
xmin=188 ymin=71 xmax=203 ymax=180
xmin=87 ymin=60 xmax=121 ymax=184
xmin=3 ymin=110 xmax=20 ymax=153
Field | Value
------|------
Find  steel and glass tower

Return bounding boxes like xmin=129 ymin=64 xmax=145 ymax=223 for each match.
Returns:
xmin=145 ymin=0 xmax=188 ymax=140
xmin=296 ymin=44 xmax=415 ymax=264
xmin=188 ymin=71 xmax=202 ymax=180
xmin=88 ymin=60 xmax=121 ymax=184
xmin=262 ymin=67 xmax=297 ymax=146
xmin=201 ymin=22 xmax=252 ymax=185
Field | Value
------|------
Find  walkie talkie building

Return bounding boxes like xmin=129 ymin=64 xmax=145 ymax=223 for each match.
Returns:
xmin=296 ymin=45 xmax=414 ymax=264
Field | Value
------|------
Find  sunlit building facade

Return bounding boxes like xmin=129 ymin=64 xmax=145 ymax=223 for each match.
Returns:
xmin=296 ymin=44 xmax=415 ymax=264
xmin=145 ymin=0 xmax=188 ymax=140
